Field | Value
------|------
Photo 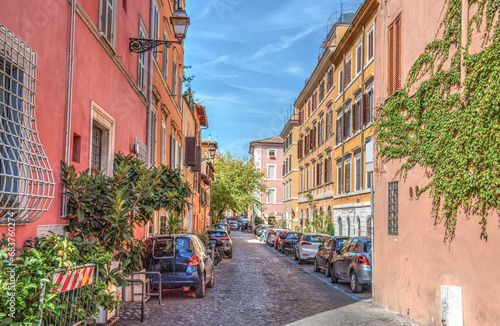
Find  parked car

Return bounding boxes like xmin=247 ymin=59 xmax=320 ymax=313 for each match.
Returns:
xmin=256 ymin=225 xmax=269 ymax=237
xmin=330 ymin=237 xmax=372 ymax=293
xmin=294 ymin=233 xmax=329 ymax=264
xmin=274 ymin=230 xmax=287 ymax=250
xmin=208 ymin=229 xmax=232 ymax=258
xmin=314 ymin=236 xmax=349 ymax=276
xmin=267 ymin=228 xmax=282 ymax=247
xmin=279 ymin=232 xmax=302 ymax=254
xmin=265 ymin=228 xmax=275 ymax=246
xmin=229 ymin=221 xmax=238 ymax=230
xmin=214 ymin=222 xmax=230 ymax=235
xmin=143 ymin=234 xmax=215 ymax=298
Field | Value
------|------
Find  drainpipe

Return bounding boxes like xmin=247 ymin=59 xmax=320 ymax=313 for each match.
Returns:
xmin=146 ymin=0 xmax=154 ymax=169
xmin=370 ymin=170 xmax=374 ymax=300
xmin=62 ymin=0 xmax=75 ymax=217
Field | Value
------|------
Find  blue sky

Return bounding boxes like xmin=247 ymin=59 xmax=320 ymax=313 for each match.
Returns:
xmin=184 ymin=0 xmax=361 ymax=158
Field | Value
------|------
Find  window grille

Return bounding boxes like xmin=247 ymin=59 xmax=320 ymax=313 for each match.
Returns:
xmin=150 ymin=110 xmax=157 ymax=165
xmin=388 ymin=181 xmax=399 ymax=235
xmin=91 ymin=125 xmax=102 ymax=171
xmin=0 ymin=25 xmax=55 ymax=224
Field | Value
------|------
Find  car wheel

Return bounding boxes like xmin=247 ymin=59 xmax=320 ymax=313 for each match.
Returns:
xmin=195 ymin=273 xmax=206 ymax=298
xmin=206 ymin=268 xmax=215 ymax=288
xmin=324 ymin=261 xmax=331 ymax=277
xmin=350 ymin=272 xmax=363 ymax=293
xmin=228 ymin=250 xmax=233 ymax=258
xmin=294 ymin=250 xmax=298 ymax=261
xmin=330 ymin=264 xmax=338 ymax=284
xmin=313 ymin=258 xmax=320 ymax=272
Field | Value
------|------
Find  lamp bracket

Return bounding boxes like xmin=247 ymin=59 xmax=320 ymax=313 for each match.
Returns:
xmin=129 ymin=37 xmax=183 ymax=53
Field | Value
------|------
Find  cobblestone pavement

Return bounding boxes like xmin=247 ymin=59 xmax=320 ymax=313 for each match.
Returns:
xmin=115 ymin=232 xmax=420 ymax=326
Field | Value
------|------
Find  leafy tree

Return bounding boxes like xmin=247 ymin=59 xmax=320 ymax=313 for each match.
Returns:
xmin=210 ymin=150 xmax=267 ymax=223
xmin=61 ymin=152 xmax=191 ymax=276
xmin=254 ymin=216 xmax=264 ymax=225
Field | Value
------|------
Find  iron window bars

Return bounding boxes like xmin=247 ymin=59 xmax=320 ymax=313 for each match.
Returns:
xmin=388 ymin=181 xmax=399 ymax=235
xmin=0 ymin=24 xmax=55 ymax=224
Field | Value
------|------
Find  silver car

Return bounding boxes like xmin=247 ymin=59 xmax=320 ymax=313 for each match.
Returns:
xmin=330 ymin=237 xmax=372 ymax=293
xmin=294 ymin=234 xmax=329 ymax=264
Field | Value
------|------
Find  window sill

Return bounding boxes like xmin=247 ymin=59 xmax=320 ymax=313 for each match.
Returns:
xmin=333 ymin=188 xmax=371 ymax=199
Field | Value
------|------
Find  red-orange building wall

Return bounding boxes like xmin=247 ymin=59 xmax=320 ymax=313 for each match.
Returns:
xmin=0 ymin=0 xmax=150 ymax=244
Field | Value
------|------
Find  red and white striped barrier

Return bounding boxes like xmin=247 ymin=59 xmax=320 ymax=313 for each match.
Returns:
xmin=52 ymin=266 xmax=94 ymax=293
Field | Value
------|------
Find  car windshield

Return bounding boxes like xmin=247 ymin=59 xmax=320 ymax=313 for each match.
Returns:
xmin=286 ymin=233 xmax=300 ymax=239
xmin=208 ymin=231 xmax=227 ymax=238
xmin=364 ymin=240 xmax=372 ymax=252
xmin=305 ymin=235 xmax=328 ymax=242
xmin=214 ymin=225 xmax=225 ymax=229
xmin=336 ymin=239 xmax=348 ymax=249
xmin=153 ymin=237 xmax=190 ymax=257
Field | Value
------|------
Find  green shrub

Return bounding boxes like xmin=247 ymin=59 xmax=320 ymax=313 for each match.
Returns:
xmin=0 ymin=234 xmax=122 ymax=325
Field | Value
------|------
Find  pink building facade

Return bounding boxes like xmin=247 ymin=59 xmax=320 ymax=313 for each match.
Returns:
xmin=249 ymin=136 xmax=283 ymax=224
xmin=0 ymin=0 xmax=171 ymax=245
xmin=373 ymin=1 xmax=500 ymax=325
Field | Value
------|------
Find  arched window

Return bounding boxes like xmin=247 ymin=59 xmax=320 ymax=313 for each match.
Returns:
xmin=338 ymin=217 xmax=343 ymax=235
xmin=357 ymin=217 xmax=361 ymax=236
xmin=347 ymin=217 xmax=351 ymax=236
xmin=306 ymin=209 xmax=309 ymax=225
xmin=366 ymin=216 xmax=372 ymax=238
xmin=327 ymin=206 xmax=332 ymax=219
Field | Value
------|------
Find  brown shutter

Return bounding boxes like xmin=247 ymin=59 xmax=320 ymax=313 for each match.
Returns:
xmin=340 ymin=69 xmax=344 ymax=90
xmin=324 ymin=159 xmax=328 ymax=183
xmin=345 ymin=162 xmax=350 ymax=193
xmin=395 ymin=17 xmax=401 ymax=91
xmin=343 ymin=111 xmax=348 ymax=138
xmin=388 ymin=24 xmax=394 ymax=94
xmin=353 ymin=103 xmax=357 ymax=132
xmin=184 ymin=137 xmax=196 ymax=166
xmin=192 ymin=145 xmax=201 ymax=172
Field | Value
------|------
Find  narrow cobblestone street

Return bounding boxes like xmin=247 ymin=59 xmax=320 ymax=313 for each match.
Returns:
xmin=116 ymin=232 xmax=419 ymax=326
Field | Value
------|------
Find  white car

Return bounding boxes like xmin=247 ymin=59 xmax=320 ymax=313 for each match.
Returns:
xmin=295 ymin=234 xmax=329 ymax=264
xmin=267 ymin=229 xmax=285 ymax=247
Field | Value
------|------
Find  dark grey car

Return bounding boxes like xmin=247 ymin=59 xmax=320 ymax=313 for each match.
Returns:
xmin=330 ymin=237 xmax=372 ymax=293
xmin=314 ymin=236 xmax=349 ymax=277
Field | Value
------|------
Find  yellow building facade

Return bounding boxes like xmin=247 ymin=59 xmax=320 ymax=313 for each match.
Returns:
xmin=330 ymin=0 xmax=378 ymax=237
xmin=280 ymin=113 xmax=300 ymax=231
xmin=296 ymin=21 xmax=349 ymax=231
xmin=296 ymin=0 xmax=378 ymax=236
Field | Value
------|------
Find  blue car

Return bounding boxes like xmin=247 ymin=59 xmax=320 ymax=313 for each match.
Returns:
xmin=143 ymin=234 xmax=215 ymax=298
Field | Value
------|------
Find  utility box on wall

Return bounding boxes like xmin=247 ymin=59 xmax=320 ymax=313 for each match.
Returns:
xmin=441 ymin=285 xmax=463 ymax=326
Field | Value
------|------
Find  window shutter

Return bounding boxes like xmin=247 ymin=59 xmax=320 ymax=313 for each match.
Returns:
xmin=388 ymin=23 xmax=395 ymax=95
xmin=192 ymin=145 xmax=201 ymax=172
xmin=336 ymin=118 xmax=341 ymax=143
xmin=150 ymin=110 xmax=157 ymax=166
xmin=369 ymin=30 xmax=374 ymax=59
xmin=184 ymin=137 xmax=196 ymax=166
xmin=357 ymin=45 xmax=362 ymax=73
xmin=343 ymin=111 xmax=349 ymax=138
xmin=345 ymin=162 xmax=350 ymax=193
xmin=352 ymin=104 xmax=357 ymax=132
xmin=324 ymin=159 xmax=328 ymax=183
xmin=356 ymin=159 xmax=361 ymax=190
xmin=395 ymin=17 xmax=401 ymax=91
xmin=340 ymin=69 xmax=344 ymax=90
xmin=177 ymin=142 xmax=182 ymax=168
